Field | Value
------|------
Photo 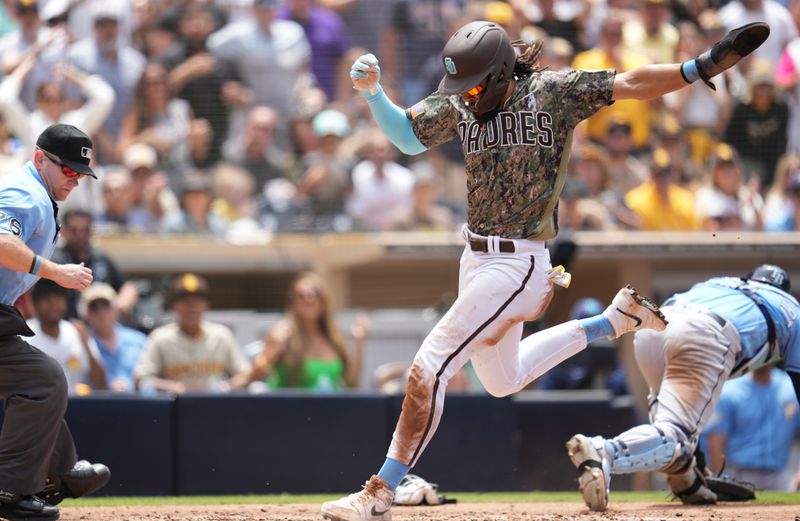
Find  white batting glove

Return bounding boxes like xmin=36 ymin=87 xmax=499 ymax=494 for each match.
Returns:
xmin=350 ymin=53 xmax=381 ymax=95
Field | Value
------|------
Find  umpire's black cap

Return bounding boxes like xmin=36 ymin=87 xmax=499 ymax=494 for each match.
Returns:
xmin=36 ymin=124 xmax=96 ymax=178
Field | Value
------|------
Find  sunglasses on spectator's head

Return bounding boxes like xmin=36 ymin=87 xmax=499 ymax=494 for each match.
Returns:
xmin=39 ymin=149 xmax=83 ymax=178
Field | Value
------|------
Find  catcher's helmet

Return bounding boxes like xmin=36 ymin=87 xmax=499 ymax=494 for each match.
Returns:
xmin=747 ymin=264 xmax=791 ymax=292
xmin=438 ymin=20 xmax=516 ymax=117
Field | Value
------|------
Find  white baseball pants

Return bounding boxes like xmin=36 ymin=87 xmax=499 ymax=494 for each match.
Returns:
xmin=387 ymin=228 xmax=590 ymax=466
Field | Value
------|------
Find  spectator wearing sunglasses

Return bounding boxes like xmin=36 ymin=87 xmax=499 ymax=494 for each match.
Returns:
xmin=80 ymin=282 xmax=146 ymax=393
xmin=0 ymin=123 xmax=110 ymax=520
xmin=0 ymin=45 xmax=114 ymax=157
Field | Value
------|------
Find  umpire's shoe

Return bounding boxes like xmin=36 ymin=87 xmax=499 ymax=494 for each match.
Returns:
xmin=0 ymin=495 xmax=59 ymax=521
xmin=602 ymin=285 xmax=668 ymax=339
xmin=37 ymin=460 xmax=110 ymax=506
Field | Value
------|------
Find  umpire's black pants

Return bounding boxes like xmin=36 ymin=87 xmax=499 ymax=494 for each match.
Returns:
xmin=0 ymin=303 xmax=77 ymax=497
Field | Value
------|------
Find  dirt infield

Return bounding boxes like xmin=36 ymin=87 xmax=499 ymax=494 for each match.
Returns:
xmin=61 ymin=502 xmax=800 ymax=521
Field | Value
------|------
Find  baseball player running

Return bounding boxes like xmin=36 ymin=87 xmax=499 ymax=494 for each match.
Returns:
xmin=0 ymin=124 xmax=110 ymax=521
xmin=321 ymin=19 xmax=769 ymax=521
xmin=567 ymin=264 xmax=800 ymax=511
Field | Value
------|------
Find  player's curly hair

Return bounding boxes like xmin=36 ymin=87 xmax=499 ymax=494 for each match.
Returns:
xmin=512 ymin=39 xmax=545 ymax=76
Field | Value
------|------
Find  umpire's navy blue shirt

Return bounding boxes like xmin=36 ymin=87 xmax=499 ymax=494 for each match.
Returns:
xmin=0 ymin=161 xmax=58 ymax=305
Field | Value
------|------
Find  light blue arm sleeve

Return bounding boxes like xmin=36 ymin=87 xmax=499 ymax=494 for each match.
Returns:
xmin=362 ymin=86 xmax=427 ymax=156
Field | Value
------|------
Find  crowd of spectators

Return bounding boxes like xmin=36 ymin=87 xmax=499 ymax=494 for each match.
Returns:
xmin=3 ymin=0 xmax=800 ymax=238
xmin=6 ymin=0 xmax=800 ymax=394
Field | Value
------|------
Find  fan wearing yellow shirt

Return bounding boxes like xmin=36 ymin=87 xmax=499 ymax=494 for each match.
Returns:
xmin=572 ymin=12 xmax=652 ymax=149
xmin=625 ymin=148 xmax=700 ymax=231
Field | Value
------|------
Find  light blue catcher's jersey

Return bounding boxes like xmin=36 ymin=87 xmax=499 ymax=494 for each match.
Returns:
xmin=0 ymin=161 xmax=59 ymax=305
xmin=668 ymin=277 xmax=800 ymax=377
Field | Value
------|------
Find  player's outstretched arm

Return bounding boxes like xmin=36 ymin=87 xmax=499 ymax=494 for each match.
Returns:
xmin=350 ymin=53 xmax=427 ymax=155
xmin=613 ymin=22 xmax=769 ymax=101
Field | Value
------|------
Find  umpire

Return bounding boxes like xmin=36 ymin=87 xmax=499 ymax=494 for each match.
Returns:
xmin=0 ymin=124 xmax=110 ymax=521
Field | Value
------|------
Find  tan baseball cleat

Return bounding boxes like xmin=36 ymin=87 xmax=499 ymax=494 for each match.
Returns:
xmin=602 ymin=285 xmax=668 ymax=338
xmin=566 ymin=434 xmax=610 ymax=512
xmin=321 ymin=475 xmax=394 ymax=521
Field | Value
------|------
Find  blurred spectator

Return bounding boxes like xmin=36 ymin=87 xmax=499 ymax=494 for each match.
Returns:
xmin=651 ymin=114 xmax=705 ymax=187
xmin=558 ymin=177 xmax=611 ymax=231
xmin=95 ymin=167 xmax=158 ymax=234
xmin=776 ymin=35 xmax=800 ymax=152
xmin=624 ymin=147 xmax=700 ymax=230
xmin=208 ymin=0 xmax=311 ymax=150
xmin=321 ymin=0 xmax=392 ymax=58
xmin=0 ymin=53 xmax=114 ymax=155
xmin=65 ymin=2 xmax=146 ymax=161
xmin=222 ymin=105 xmax=290 ymax=191
xmin=118 ymin=62 xmax=197 ymax=183
xmin=663 ymin=21 xmax=732 ymax=166
xmin=724 ymin=60 xmax=789 ymax=188
xmin=277 ymin=0 xmax=350 ymax=102
xmin=80 ymin=283 xmax=146 ymax=393
xmin=0 ymin=0 xmax=44 ymax=108
xmin=764 ymin=153 xmax=800 ymax=230
xmin=250 ymin=271 xmax=367 ymax=390
xmin=123 ymin=142 xmax=180 ymax=224
xmin=539 ymin=36 xmax=575 ymax=72
xmin=295 ymin=109 xmax=355 ymax=222
xmin=387 ymin=161 xmax=454 ymax=231
xmin=719 ymin=0 xmax=797 ymax=64
xmin=601 ymin=115 xmax=649 ymax=194
xmin=704 ymin=366 xmax=800 ymax=491
xmin=622 ymin=0 xmax=678 ymax=64
xmin=132 ymin=0 xmax=178 ymax=60
xmin=161 ymin=2 xmax=250 ymax=166
xmin=135 ymin=273 xmax=251 ymax=394
xmin=694 ymin=143 xmax=764 ymax=230
xmin=53 ymin=209 xmax=141 ymax=322
xmin=381 ymin=0 xmax=462 ymax=105
xmin=161 ymin=170 xmax=228 ymax=236
xmin=572 ymin=11 xmax=652 ymax=150
xmin=346 ymin=133 xmax=414 ymax=231
xmin=27 ymin=279 xmax=107 ymax=394
xmin=0 ymin=115 xmax=26 ymax=171
xmin=521 ymin=0 xmax=583 ymax=50
xmin=571 ymin=144 xmax=640 ymax=229
xmin=210 ymin=162 xmax=258 ymax=225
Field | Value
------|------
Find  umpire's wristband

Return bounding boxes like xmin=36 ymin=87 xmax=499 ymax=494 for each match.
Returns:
xmin=29 ymin=254 xmax=41 ymax=275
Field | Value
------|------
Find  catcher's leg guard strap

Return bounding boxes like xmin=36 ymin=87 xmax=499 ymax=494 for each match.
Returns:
xmin=673 ymin=474 xmax=703 ymax=499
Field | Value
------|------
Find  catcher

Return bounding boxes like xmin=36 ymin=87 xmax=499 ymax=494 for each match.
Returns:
xmin=567 ymin=265 xmax=798 ymax=511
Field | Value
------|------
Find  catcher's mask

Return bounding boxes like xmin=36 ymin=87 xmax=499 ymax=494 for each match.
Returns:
xmin=746 ymin=264 xmax=791 ymax=292
xmin=438 ymin=20 xmax=516 ymax=118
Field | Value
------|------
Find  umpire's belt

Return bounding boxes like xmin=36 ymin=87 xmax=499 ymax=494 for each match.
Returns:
xmin=469 ymin=237 xmax=516 ymax=253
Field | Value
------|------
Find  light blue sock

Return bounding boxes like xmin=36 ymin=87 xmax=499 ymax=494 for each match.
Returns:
xmin=579 ymin=315 xmax=615 ymax=343
xmin=377 ymin=457 xmax=409 ymax=492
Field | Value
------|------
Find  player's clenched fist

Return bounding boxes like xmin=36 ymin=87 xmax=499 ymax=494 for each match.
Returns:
xmin=350 ymin=53 xmax=381 ymax=94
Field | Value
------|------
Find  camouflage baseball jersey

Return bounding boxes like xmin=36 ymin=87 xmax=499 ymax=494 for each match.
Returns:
xmin=407 ymin=69 xmax=615 ymax=239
